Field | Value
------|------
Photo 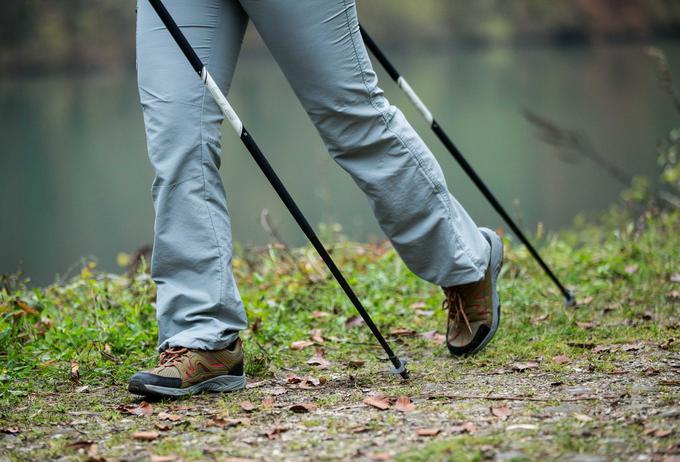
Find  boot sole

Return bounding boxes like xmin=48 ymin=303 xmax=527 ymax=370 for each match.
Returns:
xmin=129 ymin=373 xmax=246 ymax=397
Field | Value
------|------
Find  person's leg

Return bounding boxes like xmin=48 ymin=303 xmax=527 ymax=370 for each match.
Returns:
xmin=136 ymin=0 xmax=249 ymax=352
xmin=239 ymin=0 xmax=490 ymax=287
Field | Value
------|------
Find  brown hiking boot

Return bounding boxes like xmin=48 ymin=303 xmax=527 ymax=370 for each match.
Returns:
xmin=128 ymin=338 xmax=245 ymax=397
xmin=443 ymin=228 xmax=503 ymax=356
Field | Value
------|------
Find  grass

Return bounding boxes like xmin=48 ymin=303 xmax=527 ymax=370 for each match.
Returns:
xmin=0 ymin=207 xmax=678 ymax=461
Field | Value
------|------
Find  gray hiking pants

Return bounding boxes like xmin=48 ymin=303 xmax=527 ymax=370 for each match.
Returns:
xmin=136 ymin=0 xmax=490 ymax=351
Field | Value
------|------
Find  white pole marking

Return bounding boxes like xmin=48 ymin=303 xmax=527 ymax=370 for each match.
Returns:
xmin=397 ymin=76 xmax=434 ymax=125
xmin=201 ymin=67 xmax=243 ymax=135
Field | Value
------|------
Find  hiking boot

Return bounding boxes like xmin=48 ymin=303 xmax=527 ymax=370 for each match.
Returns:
xmin=128 ymin=338 xmax=245 ymax=397
xmin=443 ymin=227 xmax=503 ymax=356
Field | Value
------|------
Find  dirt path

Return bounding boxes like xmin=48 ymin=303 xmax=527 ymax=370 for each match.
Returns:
xmin=3 ymin=343 xmax=679 ymax=461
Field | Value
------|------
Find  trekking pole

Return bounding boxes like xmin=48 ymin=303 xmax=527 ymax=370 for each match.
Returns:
xmin=359 ymin=26 xmax=576 ymax=307
xmin=146 ymin=0 xmax=408 ymax=379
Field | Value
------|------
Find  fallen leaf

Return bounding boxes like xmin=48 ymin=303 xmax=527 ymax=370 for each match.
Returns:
xmin=552 ymin=355 xmax=571 ymax=364
xmin=349 ymin=425 xmax=368 ymax=433
xmin=420 ymin=330 xmax=446 ymax=345
xmin=307 ymin=348 xmax=330 ymax=368
xmin=578 ymin=296 xmax=594 ymax=306
xmin=67 ymin=440 xmax=95 ymax=451
xmin=345 ymin=315 xmax=364 ymax=328
xmin=416 ymin=428 xmax=440 ymax=437
xmin=132 ymin=431 xmax=159 ymax=441
xmin=71 ymin=361 xmax=80 ymax=384
xmin=531 ymin=314 xmax=549 ymax=325
xmin=348 ymin=359 xmax=365 ymax=368
xmin=368 ymin=452 xmax=392 ymax=461
xmin=450 ymin=421 xmax=476 ymax=434
xmin=261 ymin=397 xmax=275 ymax=408
xmin=670 ymin=273 xmax=680 ymax=283
xmin=511 ymin=361 xmax=539 ymax=372
xmin=154 ymin=422 xmax=171 ymax=431
xmin=75 ymin=385 xmax=89 ymax=393
xmin=289 ymin=402 xmax=317 ymax=413
xmin=576 ymin=321 xmax=594 ymax=330
xmin=311 ymin=311 xmax=331 ymax=318
xmin=621 ymin=342 xmax=645 ymax=351
xmin=118 ymin=401 xmax=153 ymax=417
xmin=286 ymin=374 xmax=303 ymax=384
xmin=394 ymin=396 xmax=415 ymax=412
xmin=409 ymin=301 xmax=427 ymax=309
xmin=309 ymin=329 xmax=324 ymax=344
xmin=157 ymin=412 xmax=182 ymax=422
xmin=389 ymin=327 xmax=416 ymax=336
xmin=655 ymin=428 xmax=673 ymax=438
xmin=206 ymin=416 xmax=245 ymax=428
xmin=239 ymin=401 xmax=256 ymax=412
xmin=150 ymin=456 xmax=179 ymax=462
xmin=0 ymin=427 xmax=20 ymax=434
xmin=573 ymin=413 xmax=593 ymax=422
xmin=270 ymin=386 xmax=288 ymax=395
xmin=290 ymin=340 xmax=314 ymax=351
xmin=363 ymin=394 xmax=390 ymax=410
xmin=490 ymin=405 xmax=512 ymax=419
xmin=668 ymin=290 xmax=680 ymax=300
xmin=264 ymin=426 xmax=288 ymax=440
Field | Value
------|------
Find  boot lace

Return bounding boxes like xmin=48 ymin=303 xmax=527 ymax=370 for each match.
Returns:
xmin=443 ymin=288 xmax=473 ymax=335
xmin=159 ymin=347 xmax=189 ymax=368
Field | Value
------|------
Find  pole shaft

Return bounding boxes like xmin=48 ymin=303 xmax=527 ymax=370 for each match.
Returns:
xmin=360 ymin=26 xmax=574 ymax=305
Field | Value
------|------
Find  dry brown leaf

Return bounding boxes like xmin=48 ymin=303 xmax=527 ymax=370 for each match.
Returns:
xmin=450 ymin=421 xmax=476 ymax=434
xmin=552 ymin=354 xmax=571 ymax=364
xmin=0 ymin=427 xmax=20 ymax=434
xmin=531 ymin=314 xmax=549 ymax=325
xmin=389 ymin=327 xmax=416 ymax=336
xmin=150 ymin=456 xmax=179 ymax=462
xmin=70 ymin=361 xmax=80 ymax=384
xmin=245 ymin=380 xmax=267 ymax=389
xmin=311 ymin=311 xmax=331 ymax=318
xmin=393 ymin=396 xmax=415 ymax=412
xmin=490 ymin=405 xmax=512 ymax=419
xmin=416 ymin=428 xmax=440 ymax=437
xmin=579 ymin=296 xmax=594 ymax=306
xmin=264 ymin=426 xmax=288 ymax=440
xmin=345 ymin=315 xmax=364 ymax=328
xmin=286 ymin=374 xmax=303 ymax=384
xmin=132 ymin=431 xmax=159 ymax=441
xmin=154 ymin=422 xmax=171 ymax=431
xmin=289 ymin=402 xmax=317 ymax=413
xmin=576 ymin=321 xmax=594 ymax=330
xmin=206 ymin=416 xmax=245 ymax=428
xmin=348 ymin=359 xmax=365 ymax=368
xmin=157 ymin=412 xmax=182 ymax=422
xmin=368 ymin=452 xmax=392 ymax=461
xmin=270 ymin=386 xmax=288 ymax=395
xmin=655 ymin=428 xmax=673 ymax=438
xmin=420 ymin=330 xmax=446 ymax=345
xmin=363 ymin=394 xmax=390 ymax=410
xmin=118 ymin=401 xmax=153 ymax=417
xmin=261 ymin=397 xmax=275 ymax=408
xmin=290 ymin=340 xmax=314 ymax=351
xmin=309 ymin=329 xmax=324 ymax=344
xmin=307 ymin=348 xmax=330 ymax=368
xmin=511 ymin=361 xmax=539 ymax=372
xmin=239 ymin=401 xmax=256 ymax=412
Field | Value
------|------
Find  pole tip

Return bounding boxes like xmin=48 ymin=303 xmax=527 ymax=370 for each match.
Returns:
xmin=389 ymin=358 xmax=408 ymax=380
xmin=563 ymin=290 xmax=576 ymax=307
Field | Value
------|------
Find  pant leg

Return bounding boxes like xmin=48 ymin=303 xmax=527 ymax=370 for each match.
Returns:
xmin=136 ymin=0 xmax=249 ymax=350
xmin=239 ymin=0 xmax=490 ymax=287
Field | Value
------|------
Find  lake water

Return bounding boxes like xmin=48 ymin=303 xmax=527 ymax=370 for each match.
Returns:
xmin=1 ymin=42 xmax=678 ymax=285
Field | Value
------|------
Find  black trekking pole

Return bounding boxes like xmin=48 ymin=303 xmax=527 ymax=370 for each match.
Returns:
xmin=146 ymin=0 xmax=408 ymax=379
xmin=359 ymin=26 xmax=576 ymax=307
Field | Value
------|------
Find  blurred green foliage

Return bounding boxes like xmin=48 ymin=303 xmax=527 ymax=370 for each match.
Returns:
xmin=1 ymin=0 xmax=680 ymax=74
